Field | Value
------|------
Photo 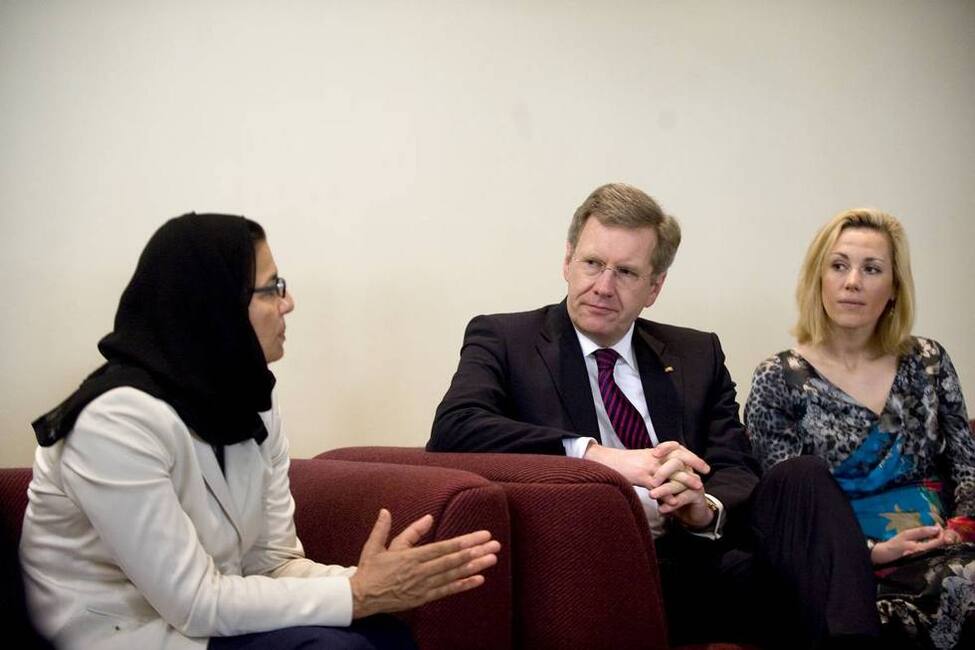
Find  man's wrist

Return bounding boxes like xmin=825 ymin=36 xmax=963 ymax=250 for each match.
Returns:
xmin=584 ymin=440 xmax=596 ymax=452
xmin=680 ymin=496 xmax=718 ymax=532
xmin=581 ymin=439 xmax=601 ymax=460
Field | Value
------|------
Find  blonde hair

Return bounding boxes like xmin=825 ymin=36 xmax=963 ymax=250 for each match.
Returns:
xmin=567 ymin=183 xmax=681 ymax=277
xmin=794 ymin=208 xmax=915 ymax=355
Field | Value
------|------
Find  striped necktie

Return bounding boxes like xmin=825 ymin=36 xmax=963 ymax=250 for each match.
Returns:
xmin=595 ymin=348 xmax=652 ymax=449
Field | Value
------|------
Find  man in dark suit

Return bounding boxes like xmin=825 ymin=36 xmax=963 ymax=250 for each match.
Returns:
xmin=428 ymin=183 xmax=881 ymax=647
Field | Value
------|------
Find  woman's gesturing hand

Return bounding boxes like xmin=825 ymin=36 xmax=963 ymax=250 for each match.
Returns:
xmin=349 ymin=509 xmax=500 ymax=619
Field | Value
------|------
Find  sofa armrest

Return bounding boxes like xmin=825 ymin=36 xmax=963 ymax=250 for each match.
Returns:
xmin=0 ymin=467 xmax=32 ymax=547
xmin=289 ymin=458 xmax=512 ymax=650
xmin=316 ymin=448 xmax=668 ymax=650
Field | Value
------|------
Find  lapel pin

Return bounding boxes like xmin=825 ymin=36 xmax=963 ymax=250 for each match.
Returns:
xmin=664 ymin=366 xmax=674 ymax=373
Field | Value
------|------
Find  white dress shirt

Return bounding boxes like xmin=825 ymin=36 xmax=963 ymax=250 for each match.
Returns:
xmin=561 ymin=325 xmax=724 ymax=539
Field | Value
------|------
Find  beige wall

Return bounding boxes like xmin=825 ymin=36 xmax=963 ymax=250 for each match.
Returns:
xmin=2 ymin=1 xmax=973 ymax=467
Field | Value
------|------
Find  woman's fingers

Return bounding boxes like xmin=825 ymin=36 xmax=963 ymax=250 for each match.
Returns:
xmin=416 ymin=539 xmax=501 ymax=580
xmin=420 ymin=574 xmax=487 ymax=606
xmin=388 ymin=513 xmax=435 ymax=551
xmin=352 ymin=530 xmax=499 ymax=618
xmin=905 ymin=535 xmax=947 ymax=555
xmin=359 ymin=509 xmax=392 ymax=560
xmin=897 ymin=525 xmax=942 ymax=542
xmin=421 ymin=547 xmax=500 ymax=591
xmin=387 ymin=541 xmax=500 ymax=606
xmin=408 ymin=529 xmax=494 ymax=562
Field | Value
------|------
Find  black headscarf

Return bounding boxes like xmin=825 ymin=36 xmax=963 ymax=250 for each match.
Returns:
xmin=32 ymin=213 xmax=275 ymax=447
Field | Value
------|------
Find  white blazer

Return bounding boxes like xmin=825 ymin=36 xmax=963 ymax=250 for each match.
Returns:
xmin=20 ymin=387 xmax=356 ymax=650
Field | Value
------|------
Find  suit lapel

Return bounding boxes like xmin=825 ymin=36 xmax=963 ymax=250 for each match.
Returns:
xmin=536 ymin=302 xmax=600 ymax=438
xmin=193 ymin=437 xmax=245 ymax=542
xmin=223 ymin=441 xmax=263 ymax=551
xmin=634 ymin=323 xmax=684 ymax=443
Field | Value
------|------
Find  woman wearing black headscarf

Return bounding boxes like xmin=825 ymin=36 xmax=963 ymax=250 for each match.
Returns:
xmin=20 ymin=214 xmax=499 ymax=649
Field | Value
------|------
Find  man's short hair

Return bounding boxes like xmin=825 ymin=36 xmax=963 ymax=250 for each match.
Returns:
xmin=567 ymin=183 xmax=681 ymax=276
xmin=794 ymin=208 xmax=915 ymax=355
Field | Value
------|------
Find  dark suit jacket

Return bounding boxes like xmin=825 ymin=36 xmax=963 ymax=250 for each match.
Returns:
xmin=428 ymin=301 xmax=760 ymax=519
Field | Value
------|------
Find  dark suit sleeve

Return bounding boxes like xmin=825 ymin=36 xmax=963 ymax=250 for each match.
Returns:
xmin=428 ymin=315 xmax=571 ymax=454
xmin=698 ymin=333 xmax=761 ymax=522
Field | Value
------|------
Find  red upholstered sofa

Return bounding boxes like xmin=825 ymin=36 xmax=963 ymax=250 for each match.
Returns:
xmin=319 ymin=447 xmax=754 ymax=650
xmin=0 ymin=458 xmax=513 ymax=650
xmin=2 ymin=451 xmax=754 ymax=650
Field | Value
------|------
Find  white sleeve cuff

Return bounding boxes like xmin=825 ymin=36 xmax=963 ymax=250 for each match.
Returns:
xmin=562 ymin=436 xmax=597 ymax=458
xmin=686 ymin=493 xmax=726 ymax=540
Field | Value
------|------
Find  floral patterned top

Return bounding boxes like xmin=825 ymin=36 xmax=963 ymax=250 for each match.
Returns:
xmin=745 ymin=337 xmax=975 ymax=517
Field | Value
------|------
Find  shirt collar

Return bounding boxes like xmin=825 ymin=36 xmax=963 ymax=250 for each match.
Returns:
xmin=573 ymin=323 xmax=637 ymax=369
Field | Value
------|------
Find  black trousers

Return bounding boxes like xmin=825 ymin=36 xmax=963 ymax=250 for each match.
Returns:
xmin=655 ymin=456 xmax=881 ymax=648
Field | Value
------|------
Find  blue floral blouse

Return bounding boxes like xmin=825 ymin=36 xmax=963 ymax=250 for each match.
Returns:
xmin=745 ymin=337 xmax=975 ymax=517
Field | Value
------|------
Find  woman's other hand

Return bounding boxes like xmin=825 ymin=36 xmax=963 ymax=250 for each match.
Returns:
xmin=870 ymin=525 xmax=950 ymax=565
xmin=349 ymin=509 xmax=500 ymax=618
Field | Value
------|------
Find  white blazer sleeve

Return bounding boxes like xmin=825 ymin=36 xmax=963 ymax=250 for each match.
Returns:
xmin=59 ymin=388 xmax=354 ymax=637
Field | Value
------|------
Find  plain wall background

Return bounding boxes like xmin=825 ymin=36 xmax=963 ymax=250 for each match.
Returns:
xmin=2 ymin=0 xmax=972 ymax=467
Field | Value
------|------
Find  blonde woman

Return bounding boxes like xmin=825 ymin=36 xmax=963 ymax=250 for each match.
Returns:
xmin=745 ymin=208 xmax=975 ymax=649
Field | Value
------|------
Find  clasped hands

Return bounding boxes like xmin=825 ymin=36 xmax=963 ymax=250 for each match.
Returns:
xmin=584 ymin=440 xmax=714 ymax=529
xmin=349 ymin=508 xmax=500 ymax=619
